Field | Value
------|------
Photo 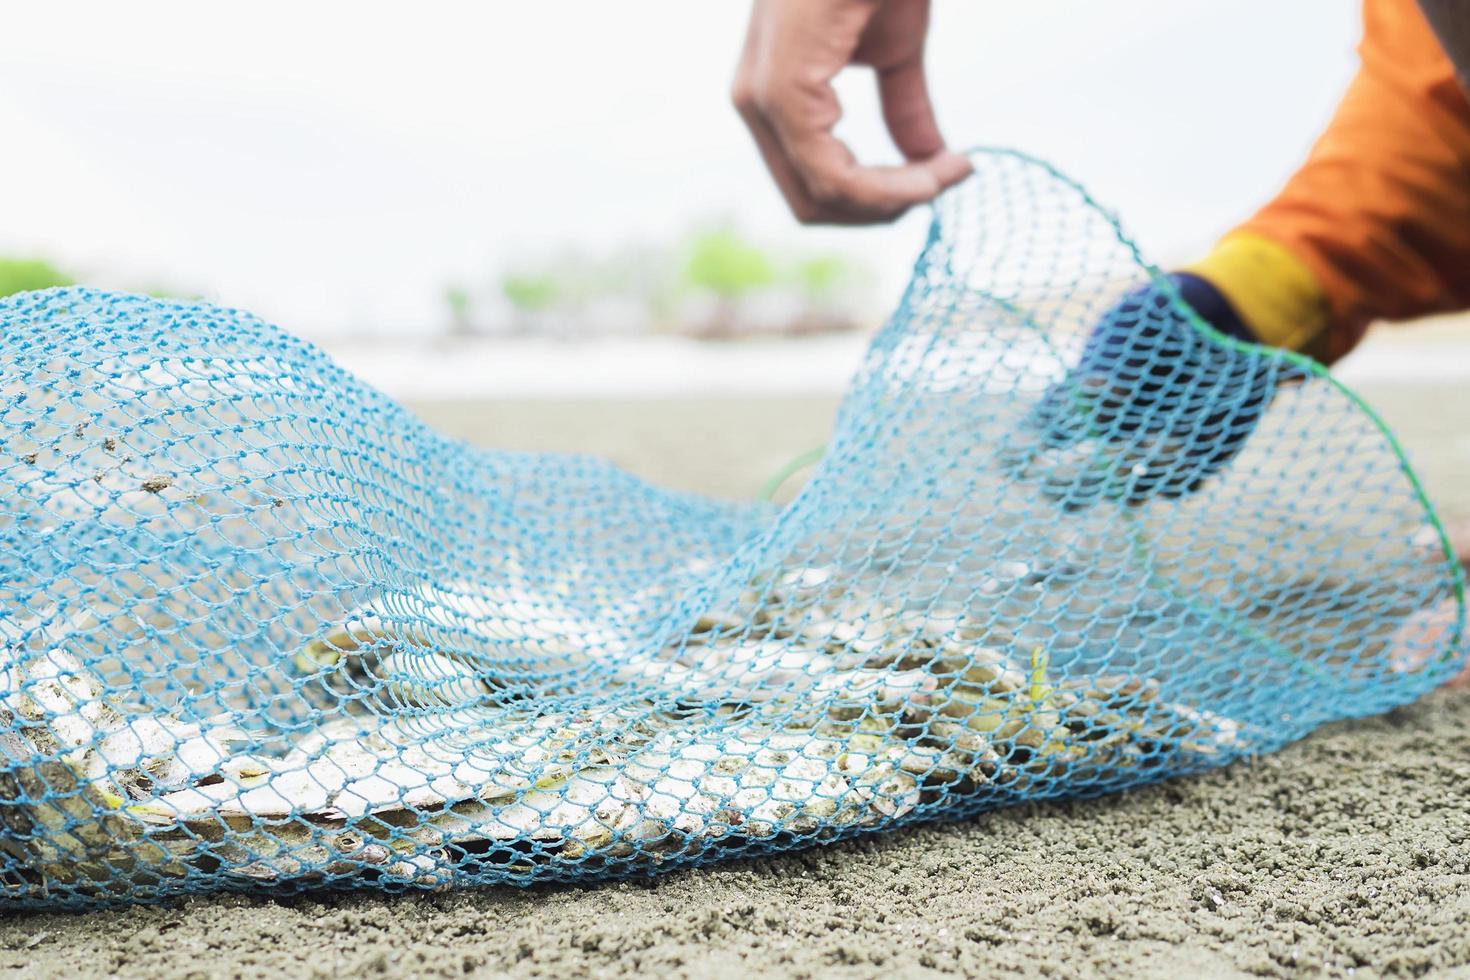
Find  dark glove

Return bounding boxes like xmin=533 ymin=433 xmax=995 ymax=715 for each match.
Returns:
xmin=1023 ymin=273 xmax=1297 ymax=508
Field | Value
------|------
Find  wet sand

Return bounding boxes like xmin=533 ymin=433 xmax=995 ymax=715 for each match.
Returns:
xmin=3 ymin=385 xmax=1466 ymax=979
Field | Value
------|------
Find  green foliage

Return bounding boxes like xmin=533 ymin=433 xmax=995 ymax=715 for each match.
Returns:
xmin=793 ymin=255 xmax=854 ymax=301
xmin=681 ymin=227 xmax=778 ymax=299
xmin=477 ymin=223 xmax=869 ymax=335
xmin=501 ymin=273 xmax=561 ymax=313
xmin=0 ymin=258 xmax=73 ymax=299
xmin=445 ymin=285 xmax=471 ymax=318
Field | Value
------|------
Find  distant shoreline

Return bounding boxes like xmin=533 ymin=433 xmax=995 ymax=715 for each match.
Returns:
xmin=325 ymin=330 xmax=1470 ymax=401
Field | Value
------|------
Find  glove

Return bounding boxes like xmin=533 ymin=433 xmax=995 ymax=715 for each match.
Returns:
xmin=1023 ymin=272 xmax=1296 ymax=507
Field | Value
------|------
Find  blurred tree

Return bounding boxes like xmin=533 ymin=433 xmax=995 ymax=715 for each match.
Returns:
xmin=474 ymin=223 xmax=867 ymax=339
xmin=681 ymin=226 xmax=778 ymax=299
xmin=680 ymin=226 xmax=781 ymax=337
xmin=445 ymin=284 xmax=475 ymax=336
xmin=793 ymin=255 xmax=852 ymax=301
xmin=0 ymin=258 xmax=73 ymax=298
xmin=501 ymin=272 xmax=561 ymax=313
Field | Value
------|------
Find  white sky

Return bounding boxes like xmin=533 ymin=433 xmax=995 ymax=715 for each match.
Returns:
xmin=0 ymin=1 xmax=1359 ymax=338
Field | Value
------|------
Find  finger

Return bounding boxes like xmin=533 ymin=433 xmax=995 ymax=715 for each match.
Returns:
xmin=875 ymin=59 xmax=973 ymax=191
xmin=743 ymin=89 xmax=941 ymax=225
xmin=731 ymin=0 xmax=828 ymax=222
xmin=735 ymin=96 xmax=824 ymax=222
xmin=920 ymin=149 xmax=975 ymax=194
xmin=875 ymin=58 xmax=945 ymax=161
xmin=733 ymin=0 xmax=968 ymax=224
xmin=777 ymin=127 xmax=963 ymax=224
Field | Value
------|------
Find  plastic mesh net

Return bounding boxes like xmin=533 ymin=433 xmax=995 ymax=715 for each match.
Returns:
xmin=1 ymin=150 xmax=1463 ymax=907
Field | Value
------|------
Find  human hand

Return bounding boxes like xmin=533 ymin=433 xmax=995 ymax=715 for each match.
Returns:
xmin=1021 ymin=274 xmax=1289 ymax=507
xmin=731 ymin=0 xmax=972 ymax=225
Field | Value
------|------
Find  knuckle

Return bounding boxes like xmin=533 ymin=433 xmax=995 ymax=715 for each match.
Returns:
xmin=747 ymin=80 xmax=780 ymax=112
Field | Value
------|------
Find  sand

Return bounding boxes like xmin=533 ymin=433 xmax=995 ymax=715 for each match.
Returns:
xmin=2 ymin=387 xmax=1467 ymax=979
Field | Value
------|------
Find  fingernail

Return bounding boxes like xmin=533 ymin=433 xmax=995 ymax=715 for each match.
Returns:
xmin=931 ymin=151 xmax=974 ymax=186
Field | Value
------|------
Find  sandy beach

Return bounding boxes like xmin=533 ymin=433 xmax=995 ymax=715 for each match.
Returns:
xmin=2 ymin=384 xmax=1466 ymax=979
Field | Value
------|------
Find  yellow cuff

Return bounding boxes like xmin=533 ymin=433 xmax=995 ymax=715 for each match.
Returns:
xmin=1181 ymin=232 xmax=1330 ymax=352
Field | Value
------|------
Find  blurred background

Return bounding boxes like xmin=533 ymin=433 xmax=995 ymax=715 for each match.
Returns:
xmin=0 ymin=2 xmax=1362 ymax=344
xmin=1 ymin=0 xmax=1465 ymax=509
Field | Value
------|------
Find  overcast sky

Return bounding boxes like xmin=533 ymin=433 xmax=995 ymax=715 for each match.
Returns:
xmin=0 ymin=1 xmax=1359 ymax=337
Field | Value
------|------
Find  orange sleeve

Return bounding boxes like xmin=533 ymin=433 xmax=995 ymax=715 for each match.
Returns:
xmin=1234 ymin=0 xmax=1470 ymax=363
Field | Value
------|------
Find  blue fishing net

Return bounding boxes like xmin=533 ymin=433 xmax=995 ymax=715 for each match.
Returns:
xmin=0 ymin=149 xmax=1462 ymax=908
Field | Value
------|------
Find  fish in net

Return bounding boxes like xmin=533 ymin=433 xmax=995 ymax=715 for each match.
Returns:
xmin=0 ymin=149 xmax=1461 ymax=907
